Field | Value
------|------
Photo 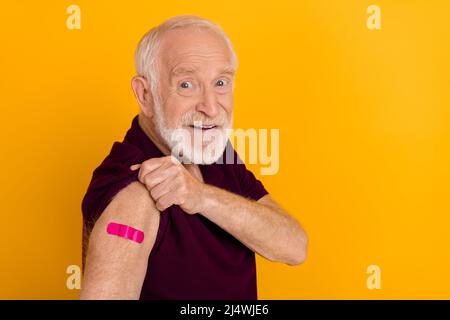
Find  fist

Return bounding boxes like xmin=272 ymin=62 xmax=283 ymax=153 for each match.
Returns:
xmin=130 ymin=156 xmax=205 ymax=214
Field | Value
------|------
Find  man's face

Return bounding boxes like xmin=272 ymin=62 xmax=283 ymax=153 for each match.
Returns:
xmin=152 ymin=26 xmax=235 ymax=164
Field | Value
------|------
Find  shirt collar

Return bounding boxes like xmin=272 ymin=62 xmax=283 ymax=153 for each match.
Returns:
xmin=122 ymin=115 xmax=226 ymax=188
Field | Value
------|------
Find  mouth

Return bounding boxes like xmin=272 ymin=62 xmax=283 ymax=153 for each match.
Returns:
xmin=188 ymin=124 xmax=218 ymax=131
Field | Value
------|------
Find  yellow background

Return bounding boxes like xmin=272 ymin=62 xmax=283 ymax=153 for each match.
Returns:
xmin=1 ymin=0 xmax=449 ymax=299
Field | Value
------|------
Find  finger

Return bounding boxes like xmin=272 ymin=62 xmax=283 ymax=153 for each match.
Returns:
xmin=169 ymin=154 xmax=181 ymax=165
xmin=130 ymin=164 xmax=141 ymax=171
xmin=142 ymin=165 xmax=180 ymax=191
xmin=156 ymin=192 xmax=178 ymax=212
xmin=137 ymin=157 xmax=169 ymax=183
xmin=149 ymin=178 xmax=175 ymax=202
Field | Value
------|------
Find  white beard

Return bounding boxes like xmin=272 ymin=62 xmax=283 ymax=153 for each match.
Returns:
xmin=152 ymin=98 xmax=232 ymax=165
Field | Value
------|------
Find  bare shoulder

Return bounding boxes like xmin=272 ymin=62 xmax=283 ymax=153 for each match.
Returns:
xmin=89 ymin=181 xmax=160 ymax=252
xmin=80 ymin=181 xmax=160 ymax=299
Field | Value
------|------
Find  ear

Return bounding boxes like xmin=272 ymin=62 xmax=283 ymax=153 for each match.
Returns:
xmin=131 ymin=76 xmax=154 ymax=117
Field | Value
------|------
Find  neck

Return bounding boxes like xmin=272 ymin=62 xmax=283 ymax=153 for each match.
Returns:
xmin=138 ymin=112 xmax=172 ymax=157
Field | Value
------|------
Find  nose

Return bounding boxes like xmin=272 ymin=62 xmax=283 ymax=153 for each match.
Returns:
xmin=196 ymin=87 xmax=219 ymax=118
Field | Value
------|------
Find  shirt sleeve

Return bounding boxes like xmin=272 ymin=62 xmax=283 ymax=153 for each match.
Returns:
xmin=81 ymin=142 xmax=146 ymax=230
xmin=234 ymin=151 xmax=269 ymax=201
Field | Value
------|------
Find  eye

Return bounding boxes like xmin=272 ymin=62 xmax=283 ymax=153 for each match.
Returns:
xmin=180 ymin=81 xmax=193 ymax=89
xmin=216 ymin=79 xmax=228 ymax=87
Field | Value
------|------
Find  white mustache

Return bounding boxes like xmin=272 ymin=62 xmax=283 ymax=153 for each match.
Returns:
xmin=179 ymin=111 xmax=229 ymax=127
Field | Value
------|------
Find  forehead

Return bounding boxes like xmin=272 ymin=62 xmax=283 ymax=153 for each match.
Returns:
xmin=159 ymin=26 xmax=234 ymax=75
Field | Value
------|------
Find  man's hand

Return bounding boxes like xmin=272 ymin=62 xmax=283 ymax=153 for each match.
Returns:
xmin=130 ymin=156 xmax=205 ymax=214
xmin=131 ymin=156 xmax=307 ymax=266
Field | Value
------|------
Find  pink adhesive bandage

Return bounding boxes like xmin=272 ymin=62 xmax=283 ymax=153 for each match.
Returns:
xmin=106 ymin=222 xmax=145 ymax=244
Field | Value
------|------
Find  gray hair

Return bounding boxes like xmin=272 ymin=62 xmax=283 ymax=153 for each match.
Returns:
xmin=134 ymin=15 xmax=238 ymax=100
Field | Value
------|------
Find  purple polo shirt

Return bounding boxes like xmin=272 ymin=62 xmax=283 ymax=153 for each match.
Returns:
xmin=81 ymin=115 xmax=268 ymax=300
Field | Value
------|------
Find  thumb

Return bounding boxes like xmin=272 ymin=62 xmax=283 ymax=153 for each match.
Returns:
xmin=130 ymin=164 xmax=141 ymax=171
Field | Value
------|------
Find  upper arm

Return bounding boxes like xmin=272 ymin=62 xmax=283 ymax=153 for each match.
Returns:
xmin=80 ymin=181 xmax=160 ymax=299
xmin=233 ymin=155 xmax=268 ymax=201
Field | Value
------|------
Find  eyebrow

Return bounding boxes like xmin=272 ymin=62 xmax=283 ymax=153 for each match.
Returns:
xmin=171 ymin=66 xmax=196 ymax=77
xmin=219 ymin=66 xmax=236 ymax=76
xmin=170 ymin=65 xmax=236 ymax=79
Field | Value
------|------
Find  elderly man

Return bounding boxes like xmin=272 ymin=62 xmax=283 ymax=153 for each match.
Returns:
xmin=80 ymin=15 xmax=307 ymax=300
